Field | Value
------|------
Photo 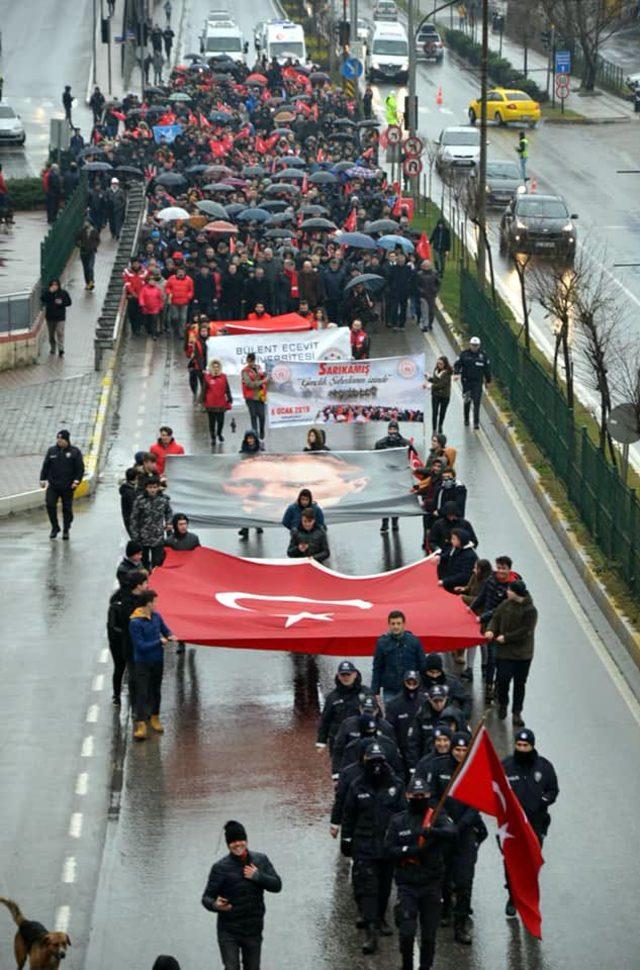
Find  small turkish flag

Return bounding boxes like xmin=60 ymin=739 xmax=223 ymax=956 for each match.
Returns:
xmin=343 ymin=208 xmax=357 ymax=232
xmin=407 ymin=441 xmax=424 ymax=478
xmin=448 ymin=725 xmax=544 ymax=938
xmin=416 ymin=232 xmax=432 ymax=262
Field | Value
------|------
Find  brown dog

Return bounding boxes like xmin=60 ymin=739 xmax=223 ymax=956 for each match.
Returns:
xmin=0 ymin=897 xmax=71 ymax=969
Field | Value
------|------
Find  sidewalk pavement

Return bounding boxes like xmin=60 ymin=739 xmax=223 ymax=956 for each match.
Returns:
xmin=0 ymin=211 xmax=47 ymax=296
xmin=0 ymin=233 xmax=120 ymax=510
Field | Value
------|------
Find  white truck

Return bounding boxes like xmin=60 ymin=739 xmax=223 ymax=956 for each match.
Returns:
xmin=366 ymin=21 xmax=409 ymax=82
xmin=260 ymin=20 xmax=307 ymax=64
xmin=201 ymin=16 xmax=246 ymax=62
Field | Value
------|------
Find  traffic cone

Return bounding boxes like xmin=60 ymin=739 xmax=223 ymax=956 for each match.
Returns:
xmin=436 ymin=85 xmax=443 ymax=106
xmin=529 ymin=178 xmax=537 ymax=193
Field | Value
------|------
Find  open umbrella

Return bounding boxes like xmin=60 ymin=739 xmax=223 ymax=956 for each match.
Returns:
xmin=243 ymin=164 xmax=266 ymax=178
xmin=85 ymin=161 xmax=113 ymax=172
xmin=246 ymin=73 xmax=268 ymax=85
xmin=78 ymin=145 xmax=106 ymax=157
xmin=209 ymin=111 xmax=233 ymax=124
xmin=114 ymin=165 xmax=145 ymax=178
xmin=185 ymin=164 xmax=209 ymax=175
xmin=272 ymin=127 xmax=294 ymax=137
xmin=265 ymin=212 xmax=295 ymax=226
xmin=236 ymin=207 xmax=272 ymax=223
xmin=309 ymin=171 xmax=338 ymax=185
xmin=310 ymin=71 xmax=331 ymax=83
xmin=274 ymin=168 xmax=305 ymax=181
xmin=357 ymin=118 xmax=381 ymax=128
xmin=299 ymin=204 xmax=329 ymax=217
xmin=300 ymin=217 xmax=337 ymax=231
xmin=264 ymin=183 xmax=300 ymax=196
xmin=331 ymin=132 xmax=357 ymax=142
xmin=332 ymin=160 xmax=357 ymax=172
xmin=189 ymin=214 xmax=209 ymax=230
xmin=169 ymin=92 xmax=192 ymax=102
xmin=185 ymin=53 xmax=204 ymax=61
xmin=274 ymin=109 xmax=296 ymax=123
xmin=378 ymin=234 xmax=415 ymax=253
xmin=205 ymin=164 xmax=233 ymax=177
xmin=204 ymin=220 xmax=239 ymax=234
xmin=203 ymin=182 xmax=236 ymax=193
xmin=157 ymin=206 xmax=190 ymax=221
xmin=156 ymin=172 xmax=188 ymax=188
xmin=259 ymin=200 xmax=290 ymax=212
xmin=365 ymin=218 xmax=400 ymax=234
xmin=196 ymin=200 xmax=229 ymax=219
xmin=279 ymin=155 xmax=307 ymax=168
xmin=333 ymin=231 xmax=377 ymax=250
xmin=212 ymin=72 xmax=232 ymax=82
xmin=344 ymin=273 xmax=386 ymax=293
xmin=346 ymin=166 xmax=380 ymax=180
xmin=334 ymin=118 xmax=357 ymax=127
xmin=144 ymin=86 xmax=164 ymax=97
xmin=265 ymin=228 xmax=297 ymax=239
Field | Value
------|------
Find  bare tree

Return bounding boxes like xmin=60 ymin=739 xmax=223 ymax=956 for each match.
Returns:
xmin=511 ymin=252 xmax=532 ymax=351
xmin=528 ymin=262 xmax=580 ymax=409
xmin=460 ymin=172 xmax=497 ymax=303
xmin=538 ymin=0 xmax=636 ymax=91
xmin=615 ymin=346 xmax=640 ymax=436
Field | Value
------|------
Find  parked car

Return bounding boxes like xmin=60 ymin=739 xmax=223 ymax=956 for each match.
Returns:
xmin=415 ymin=23 xmax=444 ymax=60
xmin=435 ymin=126 xmax=480 ymax=172
xmin=468 ymin=87 xmax=541 ymax=127
xmin=499 ymin=193 xmax=578 ymax=262
xmin=0 ymin=104 xmax=25 ymax=145
xmin=466 ymin=159 xmax=522 ymax=207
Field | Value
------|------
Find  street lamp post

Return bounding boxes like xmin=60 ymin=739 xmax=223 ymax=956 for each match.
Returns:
xmin=476 ymin=0 xmax=489 ymax=280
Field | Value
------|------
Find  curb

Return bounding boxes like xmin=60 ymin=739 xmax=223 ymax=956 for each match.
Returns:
xmin=74 ymin=352 xmax=117 ymax=500
xmin=433 ymin=294 xmax=640 ymax=670
xmin=543 ymin=115 xmax=633 ymax=125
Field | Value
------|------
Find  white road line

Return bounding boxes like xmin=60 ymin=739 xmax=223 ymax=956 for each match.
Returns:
xmin=92 ymin=674 xmax=104 ymax=692
xmin=69 ymin=813 xmax=83 ymax=839
xmin=81 ymin=736 xmax=94 ymax=758
xmin=54 ymin=906 xmax=70 ymax=933
xmin=75 ymin=772 xmax=89 ymax=796
xmin=86 ymin=704 xmax=99 ymax=723
xmin=62 ymin=856 xmax=76 ymax=884
xmin=99 ymin=647 xmax=109 ymax=664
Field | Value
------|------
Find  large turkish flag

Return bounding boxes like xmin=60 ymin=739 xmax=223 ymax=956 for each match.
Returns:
xmin=448 ymin=725 xmax=545 ymax=938
xmin=221 ymin=313 xmax=312 ymax=334
xmin=151 ymin=547 xmax=481 ymax=656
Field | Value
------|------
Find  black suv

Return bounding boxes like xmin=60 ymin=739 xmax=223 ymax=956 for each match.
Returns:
xmin=499 ymin=193 xmax=578 ymax=263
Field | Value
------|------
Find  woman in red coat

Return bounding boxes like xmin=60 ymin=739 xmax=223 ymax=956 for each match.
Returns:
xmin=203 ymin=358 xmax=232 ymax=445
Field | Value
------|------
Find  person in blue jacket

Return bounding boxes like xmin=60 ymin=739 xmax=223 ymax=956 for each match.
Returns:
xmin=129 ymin=589 xmax=177 ymax=741
xmin=282 ymin=488 xmax=326 ymax=532
xmin=371 ymin=611 xmax=427 ymax=709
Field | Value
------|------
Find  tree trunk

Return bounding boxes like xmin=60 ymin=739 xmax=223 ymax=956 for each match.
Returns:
xmin=581 ymin=53 xmax=598 ymax=91
xmin=562 ymin=329 xmax=574 ymax=409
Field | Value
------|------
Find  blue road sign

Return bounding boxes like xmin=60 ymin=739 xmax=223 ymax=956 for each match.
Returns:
xmin=341 ymin=57 xmax=364 ymax=79
xmin=555 ymin=50 xmax=571 ymax=74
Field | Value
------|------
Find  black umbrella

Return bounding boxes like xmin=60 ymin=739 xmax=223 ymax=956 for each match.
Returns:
xmin=265 ymin=228 xmax=297 ymax=239
xmin=279 ymin=155 xmax=307 ymax=168
xmin=344 ymin=273 xmax=386 ymax=293
xmin=155 ymin=171 xmax=188 ymax=187
xmin=243 ymin=164 xmax=266 ymax=178
xmin=331 ymin=132 xmax=356 ymax=141
xmin=224 ymin=203 xmax=245 ymax=218
xmin=196 ymin=200 xmax=229 ymax=219
xmin=264 ymin=183 xmax=300 ymax=196
xmin=274 ymin=168 xmax=305 ymax=181
xmin=265 ymin=212 xmax=295 ymax=226
xmin=186 ymin=164 xmax=209 ymax=175
xmin=259 ymin=200 xmax=290 ymax=212
xmin=185 ymin=52 xmax=205 ymax=60
xmin=334 ymin=118 xmax=357 ymax=127
xmin=209 ymin=111 xmax=233 ymax=124
xmin=78 ymin=145 xmax=106 ymax=157
xmin=114 ymin=165 xmax=144 ymax=177
xmin=309 ymin=171 xmax=338 ymax=185
xmin=212 ymin=72 xmax=232 ymax=82
xmin=203 ymin=182 xmax=236 ymax=192
xmin=357 ymin=118 xmax=380 ymax=128
xmin=365 ymin=218 xmax=400 ymax=234
xmin=125 ymin=107 xmax=146 ymax=117
xmin=300 ymin=217 xmax=337 ymax=231
xmin=236 ymin=207 xmax=272 ymax=223
xmin=332 ymin=160 xmax=357 ymax=172
xmin=299 ymin=204 xmax=329 ymax=217
xmin=310 ymin=71 xmax=331 ymax=83
xmin=85 ymin=161 xmax=113 ymax=172
xmin=205 ymin=164 xmax=233 ymax=177
xmin=144 ymin=86 xmax=164 ymax=97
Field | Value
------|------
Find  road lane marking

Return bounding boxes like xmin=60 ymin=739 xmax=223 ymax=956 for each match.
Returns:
xmin=55 ymin=906 xmax=70 ymax=932
xmin=81 ymin=736 xmax=94 ymax=757
xmin=69 ymin=813 xmax=83 ymax=838
xmin=92 ymin=674 xmax=104 ymax=692
xmin=62 ymin=857 xmax=76 ymax=884
xmin=75 ymin=772 xmax=89 ymax=796
xmin=86 ymin=704 xmax=99 ymax=723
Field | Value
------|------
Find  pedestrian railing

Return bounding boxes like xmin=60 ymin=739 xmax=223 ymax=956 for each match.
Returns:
xmin=40 ymin=179 xmax=88 ymax=285
xmin=572 ymin=49 xmax=628 ymax=98
xmin=460 ymin=267 xmax=640 ymax=595
xmin=0 ymin=281 xmax=40 ymax=335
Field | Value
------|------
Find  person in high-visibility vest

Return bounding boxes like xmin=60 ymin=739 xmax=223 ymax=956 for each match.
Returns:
xmin=385 ymin=91 xmax=399 ymax=127
xmin=516 ymin=130 xmax=529 ymax=182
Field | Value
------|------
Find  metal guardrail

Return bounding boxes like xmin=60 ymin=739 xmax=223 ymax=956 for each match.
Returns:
xmin=0 ymin=281 xmax=41 ymax=335
xmin=460 ymin=267 xmax=640 ymax=595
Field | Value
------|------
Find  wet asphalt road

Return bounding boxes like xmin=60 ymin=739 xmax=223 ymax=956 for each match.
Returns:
xmin=3 ymin=312 xmax=640 ymax=969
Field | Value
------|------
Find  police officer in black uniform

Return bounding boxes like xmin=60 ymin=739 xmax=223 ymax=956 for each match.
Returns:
xmin=331 ymin=695 xmax=395 ymax=780
xmin=385 ymin=775 xmax=458 ymax=970
xmin=39 ymin=429 xmax=85 ymax=539
xmin=407 ymin=685 xmax=454 ymax=770
xmin=385 ymin=670 xmax=426 ymax=777
xmin=316 ymin=661 xmax=373 ymax=756
xmin=341 ymin=742 xmax=405 ymax=954
xmin=413 ymin=724 xmax=452 ymax=783
xmin=340 ymin=714 xmax=404 ymax=778
xmin=453 ymin=336 xmax=492 ymax=430
xmin=430 ymin=731 xmax=488 ymax=944
xmin=502 ymin=727 xmax=559 ymax=915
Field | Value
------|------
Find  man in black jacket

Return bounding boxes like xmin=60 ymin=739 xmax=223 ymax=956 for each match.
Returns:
xmin=331 ymin=695 xmax=395 ymax=779
xmin=423 ymin=654 xmax=471 ymax=720
xmin=39 ymin=429 xmax=85 ymax=539
xmin=453 ymin=336 xmax=491 ymax=430
xmin=202 ymin=819 xmax=282 ymax=970
xmin=387 ymin=252 xmax=415 ymax=332
xmin=385 ymin=774 xmax=458 ymax=970
xmin=384 ymin=670 xmax=426 ymax=776
xmin=316 ymin=661 xmax=374 ymax=753
xmin=286 ymin=508 xmax=330 ymax=562
xmin=375 ymin=420 xmax=410 ymax=532
xmin=321 ymin=256 xmax=346 ymax=324
xmin=428 ymin=501 xmax=478 ymax=552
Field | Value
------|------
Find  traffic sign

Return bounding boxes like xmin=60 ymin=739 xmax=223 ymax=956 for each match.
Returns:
xmin=555 ymin=50 xmax=571 ymax=74
xmin=387 ymin=125 xmax=402 ymax=145
xmin=555 ymin=73 xmax=570 ymax=97
xmin=341 ymin=57 xmax=364 ymax=79
xmin=403 ymin=135 xmax=424 ymax=157
xmin=403 ymin=157 xmax=423 ymax=177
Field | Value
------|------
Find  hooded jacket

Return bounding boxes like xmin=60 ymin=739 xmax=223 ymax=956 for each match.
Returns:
xmin=502 ymin=750 xmax=559 ymax=835
xmin=374 ymin=430 xmax=410 ymax=450
xmin=488 ymin=594 xmax=538 ymax=661
xmin=165 ymin=515 xmax=200 ymax=551
xmin=471 ymin=570 xmax=521 ymax=625
xmin=437 ymin=541 xmax=478 ymax=592
xmin=340 ymin=731 xmax=403 ymax=777
xmin=371 ymin=630 xmax=426 ymax=695
xmin=282 ymin=499 xmax=325 ymax=531
xmin=129 ymin=607 xmax=171 ymax=663
xmin=316 ymin=669 xmax=373 ymax=747
xmin=428 ymin=507 xmax=478 ymax=551
xmin=202 ymin=849 xmax=282 ymax=939
xmin=331 ymin=713 xmax=396 ymax=776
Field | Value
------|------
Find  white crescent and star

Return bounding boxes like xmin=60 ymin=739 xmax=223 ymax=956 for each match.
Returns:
xmin=215 ymin=592 xmax=374 ymax=628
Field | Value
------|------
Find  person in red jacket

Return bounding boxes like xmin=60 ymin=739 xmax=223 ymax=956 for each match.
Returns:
xmin=165 ymin=265 xmax=194 ymax=339
xmin=241 ymin=352 xmax=267 ymax=443
xmin=246 ymin=303 xmax=272 ymax=321
xmin=123 ymin=257 xmax=149 ymax=336
xmin=350 ymin=319 xmax=370 ymax=360
xmin=203 ymin=359 xmax=233 ymax=445
xmin=138 ymin=275 xmax=166 ymax=339
xmin=149 ymin=426 xmax=185 ymax=475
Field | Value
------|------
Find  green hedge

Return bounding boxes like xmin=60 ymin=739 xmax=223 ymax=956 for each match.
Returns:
xmin=442 ymin=28 xmax=549 ymax=102
xmin=6 ymin=177 xmax=46 ymax=210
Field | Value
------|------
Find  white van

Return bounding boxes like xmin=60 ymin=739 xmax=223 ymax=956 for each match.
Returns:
xmin=201 ymin=18 xmax=246 ymax=62
xmin=366 ymin=22 xmax=409 ymax=82
xmin=262 ymin=20 xmax=307 ymax=64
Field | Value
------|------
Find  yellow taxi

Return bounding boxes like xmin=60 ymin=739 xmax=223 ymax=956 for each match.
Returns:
xmin=468 ymin=88 xmax=541 ymax=127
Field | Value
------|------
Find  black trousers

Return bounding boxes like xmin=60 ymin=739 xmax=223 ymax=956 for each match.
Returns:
xmin=443 ymin=829 xmax=478 ymax=917
xmin=352 ymin=858 xmax=394 ymax=926
xmin=388 ymin=296 xmax=407 ymax=329
xmin=207 ymin=409 xmax=226 ymax=441
xmin=134 ymin=659 xmax=163 ymax=721
xmin=80 ymin=252 xmax=96 ymax=284
xmin=496 ymin=658 xmax=532 ymax=713
xmin=141 ymin=544 xmax=165 ymax=572
xmin=431 ymin=394 xmax=449 ymax=433
xmin=188 ymin=368 xmax=204 ymax=398
xmin=127 ymin=299 xmax=142 ymax=335
xmin=395 ymin=883 xmax=442 ymax=970
xmin=246 ymin=399 xmax=265 ymax=439
xmin=45 ymin=485 xmax=74 ymax=530
xmin=217 ymin=930 xmax=262 ymax=970
xmin=462 ymin=383 xmax=483 ymax=427
xmin=108 ymin=631 xmax=127 ymax=700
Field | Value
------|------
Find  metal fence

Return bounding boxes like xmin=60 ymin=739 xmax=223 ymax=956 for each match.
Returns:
xmin=40 ymin=179 xmax=88 ymax=285
xmin=0 ymin=282 xmax=41 ymax=335
xmin=572 ymin=49 xmax=627 ymax=97
xmin=460 ymin=267 xmax=640 ymax=594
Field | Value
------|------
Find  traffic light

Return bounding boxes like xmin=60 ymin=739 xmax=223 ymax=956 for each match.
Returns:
xmin=540 ymin=28 xmax=551 ymax=50
xmin=339 ymin=21 xmax=350 ymax=47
